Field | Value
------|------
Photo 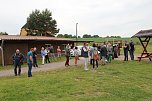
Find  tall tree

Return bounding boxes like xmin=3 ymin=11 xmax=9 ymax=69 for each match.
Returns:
xmin=0 ymin=32 xmax=8 ymax=35
xmin=24 ymin=9 xmax=59 ymax=37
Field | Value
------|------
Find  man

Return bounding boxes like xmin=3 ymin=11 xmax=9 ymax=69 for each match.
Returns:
xmin=12 ymin=49 xmax=24 ymax=76
xmin=100 ymin=43 xmax=107 ymax=65
xmin=129 ymin=40 xmax=135 ymax=60
xmin=82 ymin=43 xmax=89 ymax=70
xmin=33 ymin=47 xmax=38 ymax=67
xmin=123 ymin=41 xmax=129 ymax=61
xmin=50 ymin=46 xmax=56 ymax=61
xmin=27 ymin=48 xmax=33 ymax=77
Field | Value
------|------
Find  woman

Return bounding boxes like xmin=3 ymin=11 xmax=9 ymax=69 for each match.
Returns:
xmin=57 ymin=46 xmax=62 ymax=59
xmin=41 ymin=47 xmax=46 ymax=65
xmin=74 ymin=46 xmax=79 ymax=65
xmin=91 ymin=43 xmax=99 ymax=69
xmin=65 ymin=44 xmax=70 ymax=66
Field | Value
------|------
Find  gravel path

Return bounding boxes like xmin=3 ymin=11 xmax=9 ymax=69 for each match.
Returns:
xmin=0 ymin=58 xmax=84 ymax=77
xmin=0 ymin=54 xmax=141 ymax=77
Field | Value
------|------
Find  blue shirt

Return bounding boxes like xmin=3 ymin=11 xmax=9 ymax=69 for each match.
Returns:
xmin=41 ymin=50 xmax=46 ymax=57
xmin=27 ymin=51 xmax=33 ymax=63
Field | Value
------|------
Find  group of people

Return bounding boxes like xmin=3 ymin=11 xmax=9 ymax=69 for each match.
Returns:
xmin=123 ymin=40 xmax=135 ymax=61
xmin=12 ymin=46 xmax=62 ymax=77
xmin=12 ymin=40 xmax=134 ymax=77
xmin=66 ymin=40 xmax=135 ymax=71
xmin=12 ymin=47 xmax=38 ymax=77
xmin=40 ymin=46 xmax=62 ymax=64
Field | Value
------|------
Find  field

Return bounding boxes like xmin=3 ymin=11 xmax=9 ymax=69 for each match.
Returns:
xmin=73 ymin=37 xmax=152 ymax=45
xmin=0 ymin=61 xmax=152 ymax=101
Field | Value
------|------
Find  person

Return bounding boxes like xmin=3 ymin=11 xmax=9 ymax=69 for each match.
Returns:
xmin=45 ymin=47 xmax=50 ymax=63
xmin=74 ymin=46 xmax=79 ymax=65
xmin=107 ymin=43 xmax=113 ymax=63
xmin=90 ymin=43 xmax=99 ymax=69
xmin=27 ymin=48 xmax=33 ymax=77
xmin=82 ymin=43 xmax=89 ymax=70
xmin=65 ymin=44 xmax=70 ymax=66
xmin=33 ymin=47 xmax=38 ymax=67
xmin=57 ymin=46 xmax=62 ymax=59
xmin=41 ymin=47 xmax=46 ymax=65
xmin=129 ymin=40 xmax=135 ymax=60
xmin=100 ymin=43 xmax=107 ymax=65
xmin=123 ymin=41 xmax=129 ymax=61
xmin=50 ymin=46 xmax=56 ymax=61
xmin=12 ymin=49 xmax=24 ymax=76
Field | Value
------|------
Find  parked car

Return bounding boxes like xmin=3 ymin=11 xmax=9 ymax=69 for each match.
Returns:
xmin=70 ymin=46 xmax=83 ymax=56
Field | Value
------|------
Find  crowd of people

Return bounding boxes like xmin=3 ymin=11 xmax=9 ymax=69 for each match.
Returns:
xmin=12 ymin=40 xmax=134 ymax=77
xmin=65 ymin=40 xmax=135 ymax=71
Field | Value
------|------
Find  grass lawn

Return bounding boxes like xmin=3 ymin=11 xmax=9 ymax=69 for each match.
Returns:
xmin=0 ymin=60 xmax=152 ymax=101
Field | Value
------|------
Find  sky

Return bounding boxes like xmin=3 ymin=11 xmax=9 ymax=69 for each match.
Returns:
xmin=0 ymin=0 xmax=152 ymax=37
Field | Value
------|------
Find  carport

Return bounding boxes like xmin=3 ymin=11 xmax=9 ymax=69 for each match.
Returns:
xmin=132 ymin=29 xmax=152 ymax=61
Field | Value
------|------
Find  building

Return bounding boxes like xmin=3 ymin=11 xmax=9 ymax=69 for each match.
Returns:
xmin=0 ymin=35 xmax=75 ymax=66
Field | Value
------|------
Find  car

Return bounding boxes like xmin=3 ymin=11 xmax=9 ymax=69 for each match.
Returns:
xmin=70 ymin=46 xmax=83 ymax=56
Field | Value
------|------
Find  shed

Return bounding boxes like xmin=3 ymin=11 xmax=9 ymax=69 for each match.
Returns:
xmin=0 ymin=35 xmax=75 ymax=66
xmin=132 ymin=29 xmax=152 ymax=61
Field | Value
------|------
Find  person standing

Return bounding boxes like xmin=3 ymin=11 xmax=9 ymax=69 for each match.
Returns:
xmin=50 ymin=46 xmax=56 ymax=61
xmin=129 ymin=40 xmax=135 ymax=60
xmin=41 ymin=47 xmax=46 ymax=65
xmin=74 ymin=46 xmax=79 ymax=65
xmin=100 ymin=44 xmax=107 ymax=65
xmin=65 ymin=44 xmax=70 ymax=66
xmin=107 ymin=43 xmax=113 ymax=63
xmin=33 ymin=47 xmax=38 ymax=67
xmin=12 ymin=49 xmax=24 ymax=76
xmin=57 ymin=46 xmax=62 ymax=59
xmin=123 ymin=41 xmax=129 ymax=61
xmin=91 ymin=43 xmax=99 ymax=69
xmin=27 ymin=48 xmax=33 ymax=77
xmin=45 ymin=47 xmax=50 ymax=63
xmin=82 ymin=43 xmax=89 ymax=70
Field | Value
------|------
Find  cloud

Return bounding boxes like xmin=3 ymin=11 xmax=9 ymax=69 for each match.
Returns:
xmin=0 ymin=0 xmax=152 ymax=37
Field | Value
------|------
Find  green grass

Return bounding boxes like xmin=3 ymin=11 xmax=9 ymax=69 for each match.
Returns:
xmin=0 ymin=61 xmax=152 ymax=101
xmin=73 ymin=37 xmax=152 ymax=45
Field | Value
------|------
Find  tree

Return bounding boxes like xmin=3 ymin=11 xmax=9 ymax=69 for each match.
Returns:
xmin=83 ymin=34 xmax=92 ymax=38
xmin=93 ymin=35 xmax=99 ymax=38
xmin=0 ymin=32 xmax=8 ymax=35
xmin=24 ymin=9 xmax=59 ymax=37
xmin=57 ymin=34 xmax=64 ymax=38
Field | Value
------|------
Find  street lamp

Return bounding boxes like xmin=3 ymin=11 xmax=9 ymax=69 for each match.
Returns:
xmin=76 ymin=23 xmax=78 ymax=41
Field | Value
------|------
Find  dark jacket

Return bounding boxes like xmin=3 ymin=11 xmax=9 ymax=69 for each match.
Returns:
xmin=100 ymin=45 xmax=107 ymax=56
xmin=82 ymin=46 xmax=89 ymax=58
xmin=129 ymin=42 xmax=134 ymax=51
xmin=12 ymin=53 xmax=24 ymax=64
xmin=32 ymin=51 xmax=37 ymax=58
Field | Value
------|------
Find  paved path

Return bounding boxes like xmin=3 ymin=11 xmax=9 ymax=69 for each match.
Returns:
xmin=0 ymin=58 xmax=84 ymax=77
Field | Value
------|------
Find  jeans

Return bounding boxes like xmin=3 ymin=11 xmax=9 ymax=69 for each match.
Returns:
xmin=91 ymin=59 xmax=98 ymax=69
xmin=129 ymin=50 xmax=134 ymax=60
xmin=65 ymin=56 xmax=69 ymax=66
xmin=45 ymin=55 xmax=50 ymax=63
xmin=33 ymin=58 xmax=38 ymax=67
xmin=28 ymin=62 xmax=32 ymax=77
xmin=14 ymin=62 xmax=21 ymax=76
xmin=124 ymin=50 xmax=128 ymax=61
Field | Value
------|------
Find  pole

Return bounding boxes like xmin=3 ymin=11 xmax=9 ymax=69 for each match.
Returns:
xmin=76 ymin=23 xmax=78 ymax=42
